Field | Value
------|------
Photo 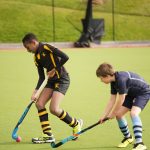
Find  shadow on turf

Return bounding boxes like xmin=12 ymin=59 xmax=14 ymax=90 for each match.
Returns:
xmin=0 ymin=141 xmax=32 ymax=145
xmin=38 ymin=145 xmax=116 ymax=150
xmin=35 ymin=139 xmax=117 ymax=150
xmin=59 ymin=146 xmax=116 ymax=150
xmin=61 ymin=147 xmax=116 ymax=150
xmin=0 ymin=142 xmax=119 ymax=150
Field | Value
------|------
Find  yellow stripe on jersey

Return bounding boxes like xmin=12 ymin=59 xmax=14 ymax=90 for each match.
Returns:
xmin=50 ymin=53 xmax=56 ymax=67
xmin=55 ymin=70 xmax=60 ymax=78
xmin=50 ymin=53 xmax=60 ymax=79
xmin=37 ymin=54 xmax=40 ymax=59
xmin=43 ymin=44 xmax=60 ymax=79
xmin=44 ymin=45 xmax=52 ymax=53
xmin=34 ymin=55 xmax=38 ymax=66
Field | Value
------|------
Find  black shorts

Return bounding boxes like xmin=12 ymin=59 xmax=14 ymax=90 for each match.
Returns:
xmin=45 ymin=73 xmax=70 ymax=95
xmin=123 ymin=94 xmax=150 ymax=110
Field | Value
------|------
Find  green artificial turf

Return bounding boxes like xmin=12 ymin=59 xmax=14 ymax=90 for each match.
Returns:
xmin=0 ymin=47 xmax=150 ymax=150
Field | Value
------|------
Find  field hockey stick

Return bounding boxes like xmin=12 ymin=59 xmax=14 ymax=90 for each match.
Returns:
xmin=51 ymin=117 xmax=109 ymax=148
xmin=12 ymin=75 xmax=48 ymax=142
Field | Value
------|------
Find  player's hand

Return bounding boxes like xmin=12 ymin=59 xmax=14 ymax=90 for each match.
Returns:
xmin=31 ymin=90 xmax=37 ymax=102
xmin=99 ymin=116 xmax=108 ymax=124
xmin=47 ymin=68 xmax=56 ymax=78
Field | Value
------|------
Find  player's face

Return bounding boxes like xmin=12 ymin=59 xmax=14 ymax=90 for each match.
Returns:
xmin=23 ymin=41 xmax=37 ymax=53
xmin=99 ymin=76 xmax=111 ymax=84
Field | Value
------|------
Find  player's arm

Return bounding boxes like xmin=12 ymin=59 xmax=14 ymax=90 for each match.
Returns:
xmin=54 ymin=48 xmax=69 ymax=70
xmin=49 ymin=45 xmax=69 ymax=70
xmin=31 ymin=65 xmax=45 ymax=101
xmin=99 ymin=94 xmax=117 ymax=122
xmin=108 ymin=94 xmax=126 ymax=119
xmin=46 ymin=45 xmax=69 ymax=78
xmin=108 ymin=77 xmax=127 ymax=118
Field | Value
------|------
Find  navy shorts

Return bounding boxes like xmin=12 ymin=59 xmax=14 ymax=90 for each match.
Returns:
xmin=123 ymin=94 xmax=150 ymax=110
xmin=45 ymin=73 xmax=70 ymax=95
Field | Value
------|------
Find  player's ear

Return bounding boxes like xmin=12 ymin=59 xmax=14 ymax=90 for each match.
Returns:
xmin=31 ymin=39 xmax=36 ymax=45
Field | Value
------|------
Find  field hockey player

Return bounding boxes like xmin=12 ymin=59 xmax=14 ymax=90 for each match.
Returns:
xmin=22 ymin=33 xmax=83 ymax=144
xmin=96 ymin=63 xmax=149 ymax=150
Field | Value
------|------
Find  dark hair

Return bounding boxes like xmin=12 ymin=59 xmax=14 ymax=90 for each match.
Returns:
xmin=96 ymin=63 xmax=115 ymax=77
xmin=22 ymin=33 xmax=38 ymax=43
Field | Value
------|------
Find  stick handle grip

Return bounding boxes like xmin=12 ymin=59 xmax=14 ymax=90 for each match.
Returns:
xmin=80 ymin=117 xmax=109 ymax=134
xmin=34 ymin=75 xmax=48 ymax=99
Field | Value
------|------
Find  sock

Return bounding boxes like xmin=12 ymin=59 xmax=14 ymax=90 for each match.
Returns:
xmin=117 ymin=118 xmax=131 ymax=138
xmin=38 ymin=108 xmax=52 ymax=136
xmin=59 ymin=110 xmax=78 ymax=127
xmin=131 ymin=115 xmax=142 ymax=144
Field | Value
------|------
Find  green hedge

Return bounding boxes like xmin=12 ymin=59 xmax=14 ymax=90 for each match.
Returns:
xmin=0 ymin=0 xmax=149 ymax=42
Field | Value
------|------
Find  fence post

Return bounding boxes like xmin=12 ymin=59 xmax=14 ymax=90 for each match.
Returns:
xmin=52 ymin=0 xmax=55 ymax=42
xmin=112 ymin=0 xmax=115 ymax=41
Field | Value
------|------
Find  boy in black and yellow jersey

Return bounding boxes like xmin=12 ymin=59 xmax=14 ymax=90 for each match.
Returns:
xmin=22 ymin=33 xmax=83 ymax=144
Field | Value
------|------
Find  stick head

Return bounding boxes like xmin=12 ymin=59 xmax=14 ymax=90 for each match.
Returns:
xmin=51 ymin=142 xmax=56 ymax=148
xmin=12 ymin=133 xmax=18 ymax=140
xmin=51 ymin=142 xmax=63 ymax=148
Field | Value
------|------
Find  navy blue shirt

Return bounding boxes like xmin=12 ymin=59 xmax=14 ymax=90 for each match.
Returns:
xmin=111 ymin=71 xmax=150 ymax=97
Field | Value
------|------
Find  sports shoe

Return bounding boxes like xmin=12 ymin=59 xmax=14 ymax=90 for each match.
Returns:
xmin=72 ymin=119 xmax=83 ymax=140
xmin=132 ymin=142 xmax=147 ymax=150
xmin=32 ymin=133 xmax=55 ymax=144
xmin=117 ymin=136 xmax=134 ymax=148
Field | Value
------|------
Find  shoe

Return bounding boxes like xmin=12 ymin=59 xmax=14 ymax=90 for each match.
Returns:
xmin=132 ymin=142 xmax=147 ymax=150
xmin=72 ymin=119 xmax=83 ymax=140
xmin=32 ymin=133 xmax=55 ymax=144
xmin=117 ymin=136 xmax=134 ymax=148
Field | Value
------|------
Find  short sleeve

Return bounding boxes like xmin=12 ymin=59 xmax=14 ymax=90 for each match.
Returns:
xmin=111 ymin=82 xmax=117 ymax=94
xmin=117 ymin=78 xmax=128 ymax=94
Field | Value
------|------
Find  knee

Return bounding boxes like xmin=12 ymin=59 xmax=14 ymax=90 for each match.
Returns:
xmin=116 ymin=112 xmax=123 ymax=120
xmin=130 ymin=107 xmax=141 ymax=117
xmin=130 ymin=110 xmax=137 ymax=117
xmin=116 ymin=115 xmax=122 ymax=120
xmin=35 ymin=101 xmax=45 ymax=110
xmin=49 ymin=107 xmax=59 ymax=116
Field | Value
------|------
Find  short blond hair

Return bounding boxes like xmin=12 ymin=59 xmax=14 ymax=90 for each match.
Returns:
xmin=96 ymin=63 xmax=115 ymax=77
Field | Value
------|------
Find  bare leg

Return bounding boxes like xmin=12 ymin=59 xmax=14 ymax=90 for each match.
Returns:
xmin=116 ymin=106 xmax=129 ymax=120
xmin=49 ymin=91 xmax=78 ymax=128
xmin=36 ymin=88 xmax=53 ymax=110
xmin=34 ymin=88 xmax=54 ymax=138
xmin=49 ymin=91 xmax=64 ymax=116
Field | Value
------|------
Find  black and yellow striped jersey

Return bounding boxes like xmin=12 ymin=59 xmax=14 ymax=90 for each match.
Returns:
xmin=34 ymin=42 xmax=69 ymax=89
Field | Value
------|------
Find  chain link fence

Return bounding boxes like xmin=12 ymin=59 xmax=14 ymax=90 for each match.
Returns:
xmin=52 ymin=0 xmax=150 ymax=42
xmin=0 ymin=0 xmax=149 ymax=43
